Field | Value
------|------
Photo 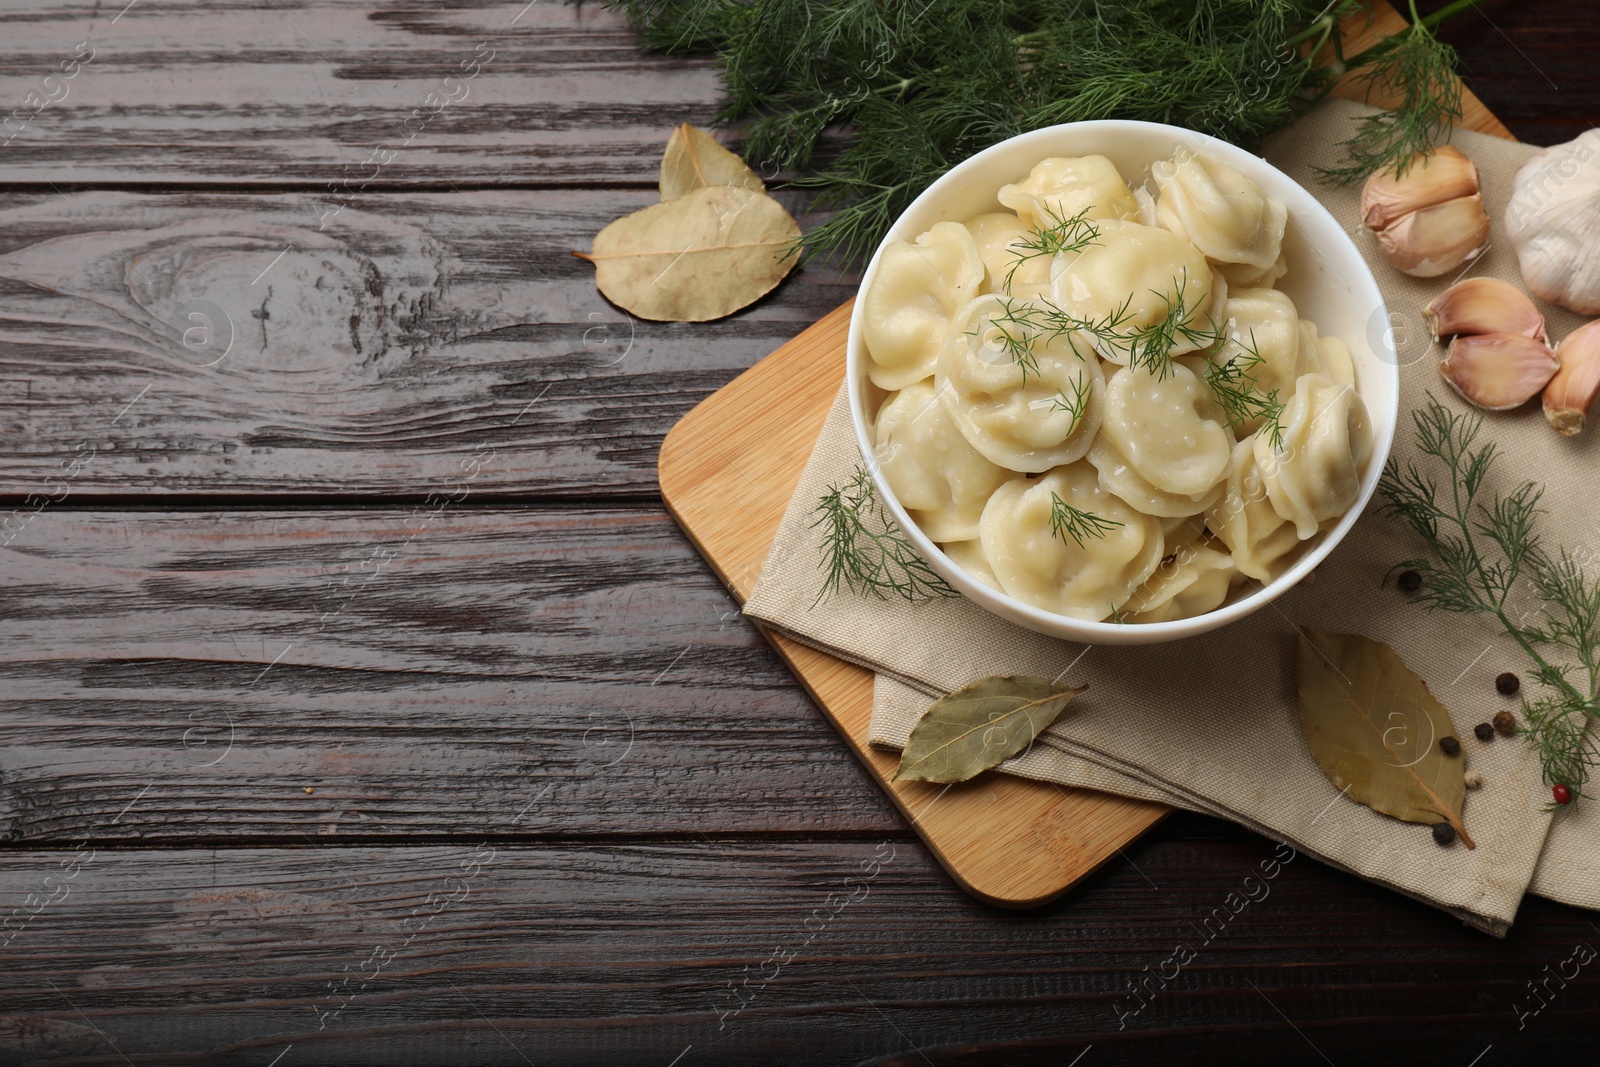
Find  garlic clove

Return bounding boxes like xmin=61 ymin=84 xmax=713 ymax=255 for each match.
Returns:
xmin=1544 ymin=318 xmax=1600 ymax=435
xmin=1375 ymin=194 xmax=1491 ymax=278
xmin=1505 ymin=129 xmax=1600 ymax=315
xmin=1423 ymin=277 xmax=1548 ymax=343
xmin=1438 ymin=332 xmax=1560 ymax=411
xmin=1361 ymin=146 xmax=1481 ymax=232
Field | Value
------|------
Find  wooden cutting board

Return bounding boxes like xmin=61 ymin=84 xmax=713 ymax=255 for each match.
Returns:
xmin=657 ymin=2 xmax=1513 ymax=908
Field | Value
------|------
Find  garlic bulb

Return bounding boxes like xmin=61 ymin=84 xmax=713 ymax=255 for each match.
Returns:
xmin=1505 ymin=130 xmax=1600 ymax=314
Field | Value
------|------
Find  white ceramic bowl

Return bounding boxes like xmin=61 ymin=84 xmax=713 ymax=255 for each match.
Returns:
xmin=847 ymin=119 xmax=1399 ymax=645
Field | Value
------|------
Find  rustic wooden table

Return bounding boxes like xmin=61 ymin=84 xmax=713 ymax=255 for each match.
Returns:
xmin=1 ymin=2 xmax=1596 ymax=1064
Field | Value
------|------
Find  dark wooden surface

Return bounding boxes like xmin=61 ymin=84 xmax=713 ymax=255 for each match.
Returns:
xmin=1 ymin=2 xmax=1597 ymax=1064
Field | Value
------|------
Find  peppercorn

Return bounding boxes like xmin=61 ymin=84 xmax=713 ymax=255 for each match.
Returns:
xmin=1474 ymin=723 xmax=1495 ymax=742
xmin=1464 ymin=770 xmax=1483 ymax=790
xmin=1553 ymin=783 xmax=1573 ymax=806
xmin=1493 ymin=710 xmax=1517 ymax=737
xmin=1439 ymin=736 xmax=1461 ymax=756
xmin=1496 ymin=672 xmax=1520 ymax=696
xmin=1397 ymin=569 xmax=1422 ymax=593
xmin=1433 ymin=822 xmax=1457 ymax=845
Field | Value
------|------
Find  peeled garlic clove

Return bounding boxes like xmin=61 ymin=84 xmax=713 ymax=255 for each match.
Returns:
xmin=1423 ymin=277 xmax=1548 ymax=343
xmin=1361 ymin=146 xmax=1481 ymax=231
xmin=1506 ymin=130 xmax=1600 ymax=314
xmin=1376 ymin=194 xmax=1491 ymax=278
xmin=1439 ymin=332 xmax=1559 ymax=411
xmin=1544 ymin=318 xmax=1600 ymax=435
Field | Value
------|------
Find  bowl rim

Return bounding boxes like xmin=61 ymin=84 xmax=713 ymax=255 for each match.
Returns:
xmin=845 ymin=117 xmax=1400 ymax=645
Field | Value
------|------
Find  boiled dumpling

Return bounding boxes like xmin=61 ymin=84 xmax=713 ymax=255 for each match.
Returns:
xmin=873 ymin=379 xmax=1011 ymax=542
xmin=1098 ymin=360 xmax=1233 ymax=496
xmin=863 ymin=221 xmax=985 ymax=390
xmin=1049 ymin=221 xmax=1218 ymax=363
xmin=964 ymin=212 xmax=1051 ymax=298
xmin=941 ymin=537 xmax=1003 ymax=593
xmin=1153 ymin=148 xmax=1287 ymax=279
xmin=1205 ymin=437 xmax=1301 ymax=583
xmin=1296 ymin=320 xmax=1356 ymax=390
xmin=1218 ymin=252 xmax=1288 ymax=289
xmin=1211 ymin=288 xmax=1303 ymax=431
xmin=1087 ymin=433 xmax=1223 ymax=517
xmin=937 ymin=294 xmax=1104 ymax=473
xmin=998 ymin=155 xmax=1140 ymax=230
xmin=978 ymin=464 xmax=1164 ymax=621
xmin=1122 ymin=542 xmax=1239 ymax=623
xmin=1255 ymin=373 xmax=1374 ymax=539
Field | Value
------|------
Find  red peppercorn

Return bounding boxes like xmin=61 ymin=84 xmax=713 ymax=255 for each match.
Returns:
xmin=1553 ymin=784 xmax=1573 ymax=805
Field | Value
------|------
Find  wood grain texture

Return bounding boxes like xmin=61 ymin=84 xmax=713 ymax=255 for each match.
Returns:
xmin=0 ymin=1 xmax=720 ymax=186
xmin=0 ymin=190 xmax=851 ymax=496
xmin=0 ymin=505 xmax=900 ymax=841
xmin=659 ymin=304 xmax=1169 ymax=909
xmin=0 ymin=831 xmax=1594 ymax=1066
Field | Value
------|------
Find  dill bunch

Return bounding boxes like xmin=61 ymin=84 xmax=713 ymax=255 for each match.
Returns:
xmin=1379 ymin=396 xmax=1600 ymax=807
xmin=812 ymin=465 xmax=958 ymax=603
xmin=604 ymin=0 xmax=1476 ymax=263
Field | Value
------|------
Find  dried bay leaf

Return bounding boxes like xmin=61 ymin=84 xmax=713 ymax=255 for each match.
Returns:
xmin=659 ymin=123 xmax=765 ymax=201
xmin=575 ymin=184 xmax=801 ymax=322
xmin=1295 ymin=629 xmax=1474 ymax=848
xmin=895 ymin=676 xmax=1086 ymax=784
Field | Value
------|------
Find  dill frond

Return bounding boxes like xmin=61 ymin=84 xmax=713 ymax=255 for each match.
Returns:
xmin=1049 ymin=492 xmax=1123 ymax=549
xmin=1044 ymin=373 xmax=1093 ymax=437
xmin=1379 ymin=394 xmax=1600 ymax=806
xmin=811 ymin=465 xmax=958 ymax=604
xmin=1004 ymin=205 xmax=1100 ymax=293
xmin=1204 ymin=327 xmax=1286 ymax=450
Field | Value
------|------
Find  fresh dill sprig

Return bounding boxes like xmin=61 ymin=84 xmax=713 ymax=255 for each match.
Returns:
xmin=1204 ymin=327 xmax=1286 ymax=450
xmin=1378 ymin=395 xmax=1600 ymax=807
xmin=1003 ymin=204 xmax=1100 ymax=293
xmin=1048 ymin=492 xmax=1123 ymax=549
xmin=1044 ymin=374 xmax=1093 ymax=435
xmin=1316 ymin=0 xmax=1471 ymax=185
xmin=605 ymin=0 xmax=1476 ymax=262
xmin=812 ymin=465 xmax=958 ymax=604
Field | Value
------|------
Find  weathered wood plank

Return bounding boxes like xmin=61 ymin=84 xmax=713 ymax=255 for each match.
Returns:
xmin=0 ymin=1 xmax=722 ymax=186
xmin=0 ymin=831 xmax=1593 ymax=1065
xmin=0 ymin=190 xmax=854 ymax=497
xmin=0 ymin=506 xmax=900 ymax=841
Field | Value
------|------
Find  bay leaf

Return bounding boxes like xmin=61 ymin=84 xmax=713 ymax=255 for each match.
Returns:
xmin=1295 ymin=629 xmax=1474 ymax=848
xmin=895 ymin=676 xmax=1087 ymax=784
xmin=659 ymin=123 xmax=765 ymax=201
xmin=574 ymin=184 xmax=801 ymax=322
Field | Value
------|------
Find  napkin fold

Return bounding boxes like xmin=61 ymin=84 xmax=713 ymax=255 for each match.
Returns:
xmin=744 ymin=99 xmax=1600 ymax=935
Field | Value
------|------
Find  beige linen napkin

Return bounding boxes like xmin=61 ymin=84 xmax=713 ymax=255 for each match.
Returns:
xmin=743 ymin=99 xmax=1600 ymax=935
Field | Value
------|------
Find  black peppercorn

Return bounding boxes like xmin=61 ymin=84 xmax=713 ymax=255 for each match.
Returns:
xmin=1439 ymin=736 xmax=1461 ymax=756
xmin=1433 ymin=822 xmax=1457 ymax=846
xmin=1493 ymin=710 xmax=1517 ymax=737
xmin=1496 ymin=672 xmax=1520 ymax=696
xmin=1397 ymin=569 xmax=1422 ymax=593
xmin=1474 ymin=722 xmax=1495 ymax=742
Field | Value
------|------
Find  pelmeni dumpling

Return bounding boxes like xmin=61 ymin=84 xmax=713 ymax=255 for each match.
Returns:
xmin=1296 ymin=319 xmax=1356 ymax=390
xmin=1153 ymin=148 xmax=1287 ymax=279
xmin=964 ymin=212 xmax=1051 ymax=298
xmin=1087 ymin=433 xmax=1223 ymax=517
xmin=978 ymin=464 xmax=1164 ymax=620
xmin=998 ymin=155 xmax=1140 ymax=230
xmin=1212 ymin=288 xmax=1302 ymax=429
xmin=874 ymin=379 xmax=1011 ymax=542
xmin=1049 ymin=221 xmax=1218 ymax=362
xmin=937 ymin=294 xmax=1104 ymax=472
xmin=1205 ymin=437 xmax=1301 ymax=583
xmin=1098 ymin=360 xmax=1232 ymax=499
xmin=1122 ymin=542 xmax=1239 ymax=623
xmin=862 ymin=222 xmax=985 ymax=390
xmin=1255 ymin=374 xmax=1375 ymax=539
xmin=1218 ymin=252 xmax=1288 ymax=290
xmin=942 ymin=538 xmax=1003 ymax=593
